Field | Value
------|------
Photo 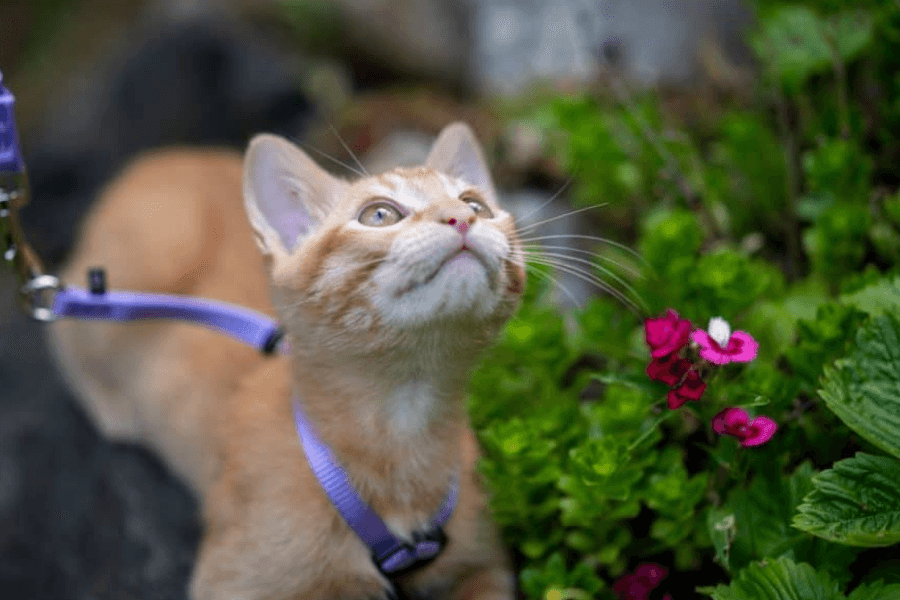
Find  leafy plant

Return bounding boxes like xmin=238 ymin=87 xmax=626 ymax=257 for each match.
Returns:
xmin=466 ymin=0 xmax=900 ymax=598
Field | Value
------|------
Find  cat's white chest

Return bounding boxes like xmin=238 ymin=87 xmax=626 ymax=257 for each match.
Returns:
xmin=383 ymin=380 xmax=442 ymax=438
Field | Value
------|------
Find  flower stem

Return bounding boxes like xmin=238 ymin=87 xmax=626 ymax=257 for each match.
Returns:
xmin=628 ymin=408 xmax=676 ymax=453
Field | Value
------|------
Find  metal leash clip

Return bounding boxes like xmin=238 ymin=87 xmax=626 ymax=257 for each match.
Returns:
xmin=1 ymin=69 xmax=60 ymax=321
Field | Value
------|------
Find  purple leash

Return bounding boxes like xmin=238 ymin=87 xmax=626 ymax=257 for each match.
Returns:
xmin=51 ymin=280 xmax=458 ymax=577
xmin=52 ymin=284 xmax=285 ymax=353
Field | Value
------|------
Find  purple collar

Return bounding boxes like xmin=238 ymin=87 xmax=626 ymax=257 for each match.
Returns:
xmin=50 ymin=283 xmax=458 ymax=576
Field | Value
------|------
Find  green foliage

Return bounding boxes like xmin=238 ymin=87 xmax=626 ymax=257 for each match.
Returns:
xmin=819 ymin=314 xmax=900 ymax=459
xmin=698 ymin=557 xmax=842 ymax=600
xmin=840 ymin=277 xmax=900 ymax=317
xmin=794 ymin=453 xmax=900 ymax=547
xmin=470 ymin=0 xmax=900 ymax=596
xmin=801 ymin=139 xmax=873 ymax=205
xmin=751 ymin=6 xmax=875 ymax=91
xmin=698 ymin=557 xmax=900 ymax=599
xmin=846 ymin=581 xmax=900 ymax=600
xmin=714 ymin=463 xmax=859 ymax=585
xmin=784 ymin=303 xmax=867 ymax=392
xmin=519 ymin=553 xmax=606 ymax=600
xmin=707 ymin=113 xmax=789 ymax=236
xmin=802 ymin=203 xmax=871 ymax=282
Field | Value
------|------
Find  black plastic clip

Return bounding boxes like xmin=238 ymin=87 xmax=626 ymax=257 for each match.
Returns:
xmin=262 ymin=327 xmax=285 ymax=355
xmin=88 ymin=267 xmax=106 ymax=295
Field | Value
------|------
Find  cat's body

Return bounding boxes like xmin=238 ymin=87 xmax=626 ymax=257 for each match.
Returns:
xmin=47 ymin=124 xmax=524 ymax=600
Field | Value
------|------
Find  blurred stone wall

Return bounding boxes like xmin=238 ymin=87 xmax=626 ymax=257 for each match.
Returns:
xmin=321 ymin=0 xmax=755 ymax=94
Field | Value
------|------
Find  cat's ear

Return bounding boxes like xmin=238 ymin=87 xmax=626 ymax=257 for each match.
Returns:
xmin=425 ymin=122 xmax=497 ymax=204
xmin=243 ymin=134 xmax=346 ymax=257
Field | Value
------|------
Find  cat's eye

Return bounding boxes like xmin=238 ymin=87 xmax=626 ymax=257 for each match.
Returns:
xmin=358 ymin=201 xmax=404 ymax=227
xmin=461 ymin=194 xmax=494 ymax=219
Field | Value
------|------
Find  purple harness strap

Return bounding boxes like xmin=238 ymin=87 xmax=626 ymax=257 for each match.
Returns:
xmin=52 ymin=286 xmax=284 ymax=353
xmin=293 ymin=397 xmax=457 ymax=576
xmin=51 ymin=285 xmax=457 ymax=577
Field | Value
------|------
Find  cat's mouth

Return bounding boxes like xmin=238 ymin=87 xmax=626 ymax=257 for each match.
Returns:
xmin=397 ymin=246 xmax=492 ymax=296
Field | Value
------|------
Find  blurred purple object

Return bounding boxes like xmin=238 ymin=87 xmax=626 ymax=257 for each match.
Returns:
xmin=0 ymin=70 xmax=24 ymax=174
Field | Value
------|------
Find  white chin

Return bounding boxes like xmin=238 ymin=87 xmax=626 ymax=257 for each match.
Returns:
xmin=378 ymin=254 xmax=499 ymax=327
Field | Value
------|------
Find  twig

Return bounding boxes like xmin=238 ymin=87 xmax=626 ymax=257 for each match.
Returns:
xmin=773 ymin=80 xmax=803 ymax=279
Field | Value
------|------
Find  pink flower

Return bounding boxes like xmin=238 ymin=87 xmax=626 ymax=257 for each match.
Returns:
xmin=691 ymin=317 xmax=758 ymax=365
xmin=613 ymin=563 xmax=668 ymax=600
xmin=645 ymin=310 xmax=693 ymax=358
xmin=647 ymin=355 xmax=691 ymax=387
xmin=712 ymin=407 xmax=778 ymax=447
xmin=666 ymin=369 xmax=707 ymax=409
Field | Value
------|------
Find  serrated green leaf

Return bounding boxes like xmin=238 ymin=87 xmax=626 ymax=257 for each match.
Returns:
xmin=819 ymin=314 xmax=900 ymax=459
xmin=698 ymin=557 xmax=842 ymax=600
xmin=793 ymin=453 xmax=900 ymax=547
xmin=721 ymin=462 xmax=859 ymax=584
xmin=847 ymin=580 xmax=900 ymax=600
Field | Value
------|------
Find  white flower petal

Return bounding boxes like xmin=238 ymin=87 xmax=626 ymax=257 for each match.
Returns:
xmin=708 ymin=316 xmax=731 ymax=347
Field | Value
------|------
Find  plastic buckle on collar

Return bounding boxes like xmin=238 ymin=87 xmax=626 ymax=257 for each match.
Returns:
xmin=374 ymin=527 xmax=448 ymax=579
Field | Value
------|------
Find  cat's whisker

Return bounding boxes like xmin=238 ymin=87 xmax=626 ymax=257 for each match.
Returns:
xmin=325 ymin=118 xmax=369 ymax=177
xmin=294 ymin=140 xmax=367 ymax=178
xmin=522 ymin=249 xmax=636 ymax=290
xmin=521 ymin=244 xmax=644 ymax=279
xmin=513 ymin=177 xmax=575 ymax=226
xmin=560 ymin=256 xmax=645 ymax=312
xmin=524 ymin=263 xmax=583 ymax=308
xmin=518 ymin=233 xmax=647 ymax=265
xmin=514 ymin=203 xmax=609 ymax=236
xmin=525 ymin=256 xmax=643 ymax=314
xmin=522 ymin=251 xmax=648 ymax=310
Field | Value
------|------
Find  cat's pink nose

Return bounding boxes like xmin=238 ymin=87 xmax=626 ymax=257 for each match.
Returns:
xmin=447 ymin=218 xmax=469 ymax=235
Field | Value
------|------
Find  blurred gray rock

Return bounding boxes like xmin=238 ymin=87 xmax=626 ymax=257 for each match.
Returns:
xmin=316 ymin=0 xmax=753 ymax=96
xmin=470 ymin=0 xmax=753 ymax=94
xmin=325 ymin=0 xmax=470 ymax=86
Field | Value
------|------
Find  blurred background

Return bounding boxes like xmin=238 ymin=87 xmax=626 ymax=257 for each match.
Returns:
xmin=2 ymin=0 xmax=898 ymax=599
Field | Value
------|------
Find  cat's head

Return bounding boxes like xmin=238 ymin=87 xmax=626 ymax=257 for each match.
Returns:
xmin=243 ymin=123 xmax=526 ymax=357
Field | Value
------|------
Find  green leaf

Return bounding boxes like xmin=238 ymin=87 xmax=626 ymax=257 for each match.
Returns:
xmin=752 ymin=7 xmax=874 ymax=90
xmin=698 ymin=557 xmax=842 ymax=600
xmin=840 ymin=278 xmax=900 ymax=318
xmin=753 ymin=7 xmax=832 ymax=88
xmin=858 ymin=559 xmax=900 ymax=586
xmin=819 ymin=314 xmax=900 ymax=459
xmin=708 ymin=508 xmax=737 ymax=571
xmin=722 ymin=462 xmax=859 ymax=583
xmin=847 ymin=581 xmax=900 ymax=600
xmin=793 ymin=453 xmax=900 ymax=547
xmin=828 ymin=11 xmax=874 ymax=62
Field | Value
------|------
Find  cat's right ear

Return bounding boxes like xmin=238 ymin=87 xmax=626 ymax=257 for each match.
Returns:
xmin=243 ymin=134 xmax=346 ymax=258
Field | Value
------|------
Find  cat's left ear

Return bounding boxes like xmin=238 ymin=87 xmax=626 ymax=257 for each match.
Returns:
xmin=243 ymin=134 xmax=347 ymax=259
xmin=425 ymin=122 xmax=498 ymax=205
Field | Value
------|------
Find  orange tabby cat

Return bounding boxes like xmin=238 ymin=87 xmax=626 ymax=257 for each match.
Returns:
xmin=47 ymin=123 xmax=525 ymax=600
